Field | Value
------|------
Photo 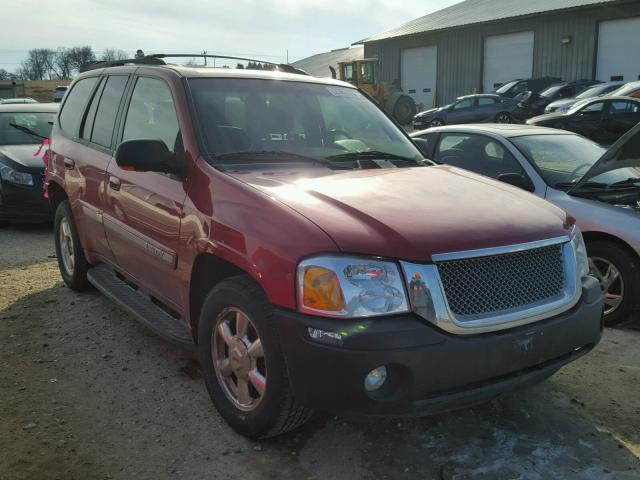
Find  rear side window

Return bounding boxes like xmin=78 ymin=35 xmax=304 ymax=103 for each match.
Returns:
xmin=122 ymin=77 xmax=180 ymax=151
xmin=59 ymin=77 xmax=98 ymax=136
xmin=90 ymin=75 xmax=129 ymax=148
xmin=81 ymin=77 xmax=105 ymax=140
xmin=478 ymin=97 xmax=496 ymax=106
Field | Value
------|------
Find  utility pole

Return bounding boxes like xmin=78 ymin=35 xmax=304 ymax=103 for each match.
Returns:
xmin=202 ymin=50 xmax=207 ymax=66
xmin=286 ymin=49 xmax=289 ymax=64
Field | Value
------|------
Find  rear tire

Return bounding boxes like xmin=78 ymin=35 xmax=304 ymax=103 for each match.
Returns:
xmin=54 ymin=200 xmax=91 ymax=291
xmin=393 ymin=96 xmax=416 ymax=125
xmin=198 ymin=276 xmax=313 ymax=438
xmin=587 ymin=240 xmax=640 ymax=326
xmin=495 ymin=112 xmax=512 ymax=123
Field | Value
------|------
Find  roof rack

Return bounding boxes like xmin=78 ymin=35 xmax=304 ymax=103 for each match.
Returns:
xmin=80 ymin=53 xmax=308 ymax=75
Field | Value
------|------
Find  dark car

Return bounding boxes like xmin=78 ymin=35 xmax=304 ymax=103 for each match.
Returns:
xmin=46 ymin=55 xmax=601 ymax=438
xmin=545 ymin=81 xmax=624 ymax=114
xmin=515 ymin=80 xmax=601 ymax=119
xmin=53 ymin=86 xmax=68 ymax=103
xmin=412 ymin=94 xmax=517 ymax=129
xmin=411 ymin=123 xmax=640 ymax=326
xmin=493 ymin=77 xmax=562 ymax=98
xmin=527 ymin=96 xmax=640 ymax=144
xmin=0 ymin=103 xmax=58 ymax=225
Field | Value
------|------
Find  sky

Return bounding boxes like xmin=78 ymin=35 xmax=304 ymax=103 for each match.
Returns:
xmin=1 ymin=0 xmax=463 ymax=71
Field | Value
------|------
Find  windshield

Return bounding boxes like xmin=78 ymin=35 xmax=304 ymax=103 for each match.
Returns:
xmin=540 ymin=85 xmax=563 ymax=98
xmin=0 ymin=112 xmax=54 ymax=145
xmin=575 ymin=85 xmax=602 ymax=99
xmin=511 ymin=134 xmax=640 ymax=188
xmin=495 ymin=80 xmax=518 ymax=94
xmin=609 ymin=83 xmax=640 ymax=97
xmin=188 ymin=78 xmax=423 ymax=168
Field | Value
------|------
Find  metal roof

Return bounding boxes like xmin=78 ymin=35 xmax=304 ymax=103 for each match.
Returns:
xmin=357 ymin=0 xmax=617 ymax=43
xmin=292 ymin=46 xmax=364 ymax=78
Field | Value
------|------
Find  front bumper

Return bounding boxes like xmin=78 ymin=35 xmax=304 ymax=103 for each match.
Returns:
xmin=0 ymin=179 xmax=51 ymax=221
xmin=276 ymin=276 xmax=603 ymax=416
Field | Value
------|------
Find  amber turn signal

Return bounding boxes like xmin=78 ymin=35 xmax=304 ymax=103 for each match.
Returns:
xmin=302 ymin=266 xmax=346 ymax=312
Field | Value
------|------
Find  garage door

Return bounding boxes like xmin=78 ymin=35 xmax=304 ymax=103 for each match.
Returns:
xmin=401 ymin=46 xmax=437 ymax=110
xmin=483 ymin=32 xmax=534 ymax=92
xmin=597 ymin=17 xmax=640 ymax=82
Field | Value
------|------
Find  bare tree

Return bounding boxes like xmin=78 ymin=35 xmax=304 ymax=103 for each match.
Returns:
xmin=53 ymin=48 xmax=73 ymax=79
xmin=101 ymin=48 xmax=130 ymax=62
xmin=20 ymin=48 xmax=57 ymax=80
xmin=66 ymin=46 xmax=96 ymax=73
xmin=0 ymin=69 xmax=16 ymax=80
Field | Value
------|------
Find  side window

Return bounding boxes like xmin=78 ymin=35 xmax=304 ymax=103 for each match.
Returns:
xmin=609 ymin=101 xmax=639 ymax=115
xmin=453 ymin=99 xmax=474 ymax=110
xmin=81 ymin=77 xmax=106 ymax=140
xmin=436 ymin=133 xmax=525 ymax=179
xmin=343 ymin=64 xmax=354 ymax=82
xmin=360 ymin=63 xmax=376 ymax=85
xmin=59 ymin=77 xmax=99 ymax=136
xmin=90 ymin=75 xmax=129 ymax=148
xmin=580 ymin=102 xmax=604 ymax=115
xmin=477 ymin=97 xmax=496 ymax=106
xmin=122 ymin=77 xmax=180 ymax=152
xmin=513 ymin=82 xmax=528 ymax=94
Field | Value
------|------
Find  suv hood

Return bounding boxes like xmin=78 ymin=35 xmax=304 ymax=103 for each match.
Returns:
xmin=0 ymin=145 xmax=46 ymax=169
xmin=570 ymin=123 xmax=640 ymax=191
xmin=227 ymin=166 xmax=571 ymax=262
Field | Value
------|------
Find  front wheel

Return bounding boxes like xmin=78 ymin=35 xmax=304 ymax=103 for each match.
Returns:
xmin=54 ymin=200 xmax=91 ymax=291
xmin=198 ymin=276 xmax=313 ymax=438
xmin=587 ymin=240 xmax=640 ymax=326
xmin=430 ymin=118 xmax=445 ymax=128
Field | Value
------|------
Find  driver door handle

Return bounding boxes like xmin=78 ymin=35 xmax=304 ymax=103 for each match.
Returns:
xmin=109 ymin=176 xmax=121 ymax=191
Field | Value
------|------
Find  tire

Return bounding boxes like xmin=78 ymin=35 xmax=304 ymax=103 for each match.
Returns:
xmin=495 ymin=112 xmax=512 ymax=124
xmin=430 ymin=118 xmax=445 ymax=128
xmin=393 ymin=96 xmax=416 ymax=125
xmin=54 ymin=200 xmax=91 ymax=291
xmin=587 ymin=240 xmax=640 ymax=327
xmin=198 ymin=275 xmax=313 ymax=438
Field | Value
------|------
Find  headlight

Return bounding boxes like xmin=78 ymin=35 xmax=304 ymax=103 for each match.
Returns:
xmin=570 ymin=225 xmax=589 ymax=278
xmin=0 ymin=164 xmax=34 ymax=186
xmin=297 ymin=256 xmax=409 ymax=318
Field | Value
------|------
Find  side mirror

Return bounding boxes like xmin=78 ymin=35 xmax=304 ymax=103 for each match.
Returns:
xmin=115 ymin=139 xmax=182 ymax=175
xmin=498 ymin=172 xmax=535 ymax=192
xmin=412 ymin=138 xmax=430 ymax=156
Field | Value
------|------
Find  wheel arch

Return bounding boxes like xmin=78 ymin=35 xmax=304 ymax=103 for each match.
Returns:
xmin=582 ymin=230 xmax=640 ymax=267
xmin=189 ymin=252 xmax=252 ymax=344
xmin=48 ymin=180 xmax=68 ymax=212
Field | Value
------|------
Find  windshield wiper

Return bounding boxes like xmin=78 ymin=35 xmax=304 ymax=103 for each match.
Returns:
xmin=327 ymin=150 xmax=426 ymax=165
xmin=556 ymin=180 xmax=608 ymax=190
xmin=213 ymin=150 xmax=342 ymax=168
xmin=609 ymin=178 xmax=640 ymax=188
xmin=9 ymin=123 xmax=47 ymax=140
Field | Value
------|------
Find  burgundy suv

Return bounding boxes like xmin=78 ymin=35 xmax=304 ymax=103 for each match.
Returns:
xmin=47 ymin=57 xmax=603 ymax=438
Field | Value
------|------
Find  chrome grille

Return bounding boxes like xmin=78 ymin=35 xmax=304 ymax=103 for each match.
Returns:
xmin=436 ymin=244 xmax=566 ymax=318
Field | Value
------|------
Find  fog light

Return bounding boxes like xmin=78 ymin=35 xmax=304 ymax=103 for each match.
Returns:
xmin=364 ymin=366 xmax=387 ymax=392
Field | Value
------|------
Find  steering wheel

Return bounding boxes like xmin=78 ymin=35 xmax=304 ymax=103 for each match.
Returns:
xmin=329 ymin=129 xmax=353 ymax=141
xmin=568 ymin=162 xmax=592 ymax=181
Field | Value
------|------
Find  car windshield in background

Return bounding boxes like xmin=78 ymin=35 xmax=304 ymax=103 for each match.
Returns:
xmin=495 ymin=80 xmax=518 ymax=94
xmin=540 ymin=85 xmax=563 ymax=98
xmin=575 ymin=86 xmax=602 ymax=99
xmin=188 ymin=78 xmax=424 ymax=168
xmin=0 ymin=112 xmax=54 ymax=145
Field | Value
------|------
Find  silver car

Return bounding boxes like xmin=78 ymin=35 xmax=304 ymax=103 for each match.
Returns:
xmin=411 ymin=124 xmax=640 ymax=326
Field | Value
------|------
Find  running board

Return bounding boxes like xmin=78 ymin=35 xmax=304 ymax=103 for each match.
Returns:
xmin=87 ymin=264 xmax=195 ymax=351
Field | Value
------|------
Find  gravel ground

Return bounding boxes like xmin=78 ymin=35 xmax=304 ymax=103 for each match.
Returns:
xmin=1 ymin=223 xmax=639 ymax=480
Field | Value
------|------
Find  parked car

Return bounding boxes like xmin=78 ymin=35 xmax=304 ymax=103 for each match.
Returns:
xmin=608 ymin=80 xmax=640 ymax=99
xmin=493 ymin=77 xmax=562 ymax=98
xmin=0 ymin=103 xmax=58 ymax=225
xmin=53 ymin=86 xmax=68 ymax=103
xmin=411 ymin=123 xmax=640 ymax=325
xmin=412 ymin=94 xmax=518 ymax=129
xmin=515 ymin=80 xmax=600 ymax=119
xmin=527 ymin=97 xmax=640 ymax=144
xmin=0 ymin=97 xmax=38 ymax=104
xmin=545 ymin=82 xmax=624 ymax=113
xmin=48 ymin=59 xmax=602 ymax=439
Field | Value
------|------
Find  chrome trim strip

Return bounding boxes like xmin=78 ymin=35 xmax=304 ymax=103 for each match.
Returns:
xmin=103 ymin=216 xmax=175 ymax=266
xmin=431 ymin=236 xmax=570 ymax=262
xmin=401 ymin=239 xmax=582 ymax=335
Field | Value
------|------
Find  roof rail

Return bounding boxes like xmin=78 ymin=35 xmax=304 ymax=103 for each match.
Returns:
xmin=79 ymin=53 xmax=308 ymax=75
xmin=148 ymin=53 xmax=308 ymax=75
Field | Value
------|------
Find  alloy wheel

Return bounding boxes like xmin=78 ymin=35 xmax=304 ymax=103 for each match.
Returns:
xmin=589 ymin=256 xmax=624 ymax=316
xmin=430 ymin=119 xmax=443 ymax=127
xmin=496 ymin=113 xmax=511 ymax=123
xmin=212 ymin=307 xmax=266 ymax=411
xmin=59 ymin=217 xmax=75 ymax=276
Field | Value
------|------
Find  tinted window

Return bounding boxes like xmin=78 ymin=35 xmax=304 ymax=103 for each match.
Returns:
xmin=453 ymin=99 xmax=474 ymax=109
xmin=477 ymin=97 xmax=496 ymax=106
xmin=59 ymin=77 xmax=98 ymax=135
xmin=81 ymin=77 xmax=105 ymax=140
xmin=579 ymin=102 xmax=604 ymax=114
xmin=91 ymin=75 xmax=128 ymax=147
xmin=609 ymin=101 xmax=639 ymax=114
xmin=122 ymin=77 xmax=180 ymax=151
xmin=435 ymin=133 xmax=525 ymax=179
